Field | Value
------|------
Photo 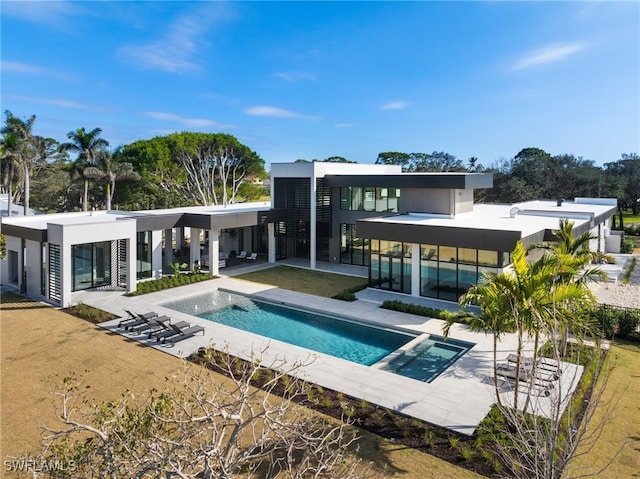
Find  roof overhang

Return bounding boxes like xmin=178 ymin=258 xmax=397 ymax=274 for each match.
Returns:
xmin=324 ymin=173 xmax=493 ymax=189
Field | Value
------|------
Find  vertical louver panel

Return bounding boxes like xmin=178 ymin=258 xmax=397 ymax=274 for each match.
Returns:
xmin=48 ymin=244 xmax=61 ymax=304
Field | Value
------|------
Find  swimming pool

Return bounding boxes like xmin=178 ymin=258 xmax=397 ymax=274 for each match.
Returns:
xmin=381 ymin=335 xmax=474 ymax=383
xmin=162 ymin=291 xmax=473 ymax=380
xmin=162 ymin=291 xmax=416 ymax=366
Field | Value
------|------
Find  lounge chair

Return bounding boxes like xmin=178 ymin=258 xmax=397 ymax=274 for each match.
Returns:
xmin=496 ymin=363 xmax=554 ymax=396
xmin=246 ymin=252 xmax=257 ymax=261
xmin=506 ymin=354 xmax=562 ymax=376
xmin=119 ymin=311 xmax=158 ymax=329
xmin=130 ymin=315 xmax=171 ymax=335
xmin=237 ymin=251 xmax=247 ymax=260
xmin=160 ymin=322 xmax=205 ymax=346
xmin=149 ymin=320 xmax=190 ymax=340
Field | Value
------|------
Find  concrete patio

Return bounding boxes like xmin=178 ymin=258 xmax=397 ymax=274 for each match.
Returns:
xmin=73 ymin=260 xmax=587 ymax=436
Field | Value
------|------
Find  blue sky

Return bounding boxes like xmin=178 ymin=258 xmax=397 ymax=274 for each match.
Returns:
xmin=2 ymin=1 xmax=639 ymax=169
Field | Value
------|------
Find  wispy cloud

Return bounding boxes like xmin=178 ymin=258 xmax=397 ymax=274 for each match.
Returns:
xmin=273 ymin=72 xmax=317 ymax=82
xmin=380 ymin=101 xmax=409 ymax=111
xmin=511 ymin=43 xmax=584 ymax=70
xmin=142 ymin=111 xmax=237 ymax=129
xmin=335 ymin=123 xmax=355 ymax=128
xmin=1 ymin=61 xmax=78 ymax=81
xmin=5 ymin=94 xmax=107 ymax=111
xmin=245 ymin=106 xmax=312 ymax=119
xmin=1 ymin=0 xmax=81 ymax=27
xmin=117 ymin=4 xmax=230 ymax=74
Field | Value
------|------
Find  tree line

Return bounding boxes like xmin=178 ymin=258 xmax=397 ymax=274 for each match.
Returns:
xmin=2 ymin=110 xmax=638 ymax=214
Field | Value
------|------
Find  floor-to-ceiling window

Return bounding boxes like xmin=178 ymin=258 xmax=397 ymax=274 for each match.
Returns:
xmin=369 ymin=240 xmax=410 ymax=294
xmin=340 ymin=223 xmax=369 ymax=266
xmin=137 ymin=231 xmax=152 ymax=280
xmin=72 ymin=241 xmax=111 ymax=291
xmin=420 ymin=244 xmax=504 ymax=300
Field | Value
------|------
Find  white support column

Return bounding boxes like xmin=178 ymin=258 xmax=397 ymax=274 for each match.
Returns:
xmin=411 ymin=243 xmax=421 ymax=297
xmin=189 ymin=228 xmax=201 ymax=269
xmin=310 ymin=177 xmax=317 ymax=269
xmin=268 ymin=223 xmax=276 ymax=263
xmin=126 ymin=237 xmax=136 ymax=294
xmin=208 ymin=229 xmax=219 ymax=276
xmin=267 ymin=223 xmax=276 ymax=263
xmin=151 ymin=230 xmax=163 ymax=279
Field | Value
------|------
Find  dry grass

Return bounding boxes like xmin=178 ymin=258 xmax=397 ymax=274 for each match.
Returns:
xmin=0 ymin=292 xmax=481 ymax=478
xmin=234 ymin=265 xmax=368 ymax=298
xmin=566 ymin=340 xmax=640 ymax=478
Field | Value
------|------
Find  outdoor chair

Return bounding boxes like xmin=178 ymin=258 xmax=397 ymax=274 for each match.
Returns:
xmin=246 ymin=252 xmax=258 ymax=261
xmin=506 ymin=353 xmax=562 ymax=376
xmin=159 ymin=322 xmax=206 ymax=346
xmin=119 ymin=311 xmax=158 ymax=329
xmin=237 ymin=251 xmax=247 ymax=260
xmin=496 ymin=363 xmax=554 ymax=396
xmin=149 ymin=320 xmax=190 ymax=340
xmin=130 ymin=315 xmax=171 ymax=335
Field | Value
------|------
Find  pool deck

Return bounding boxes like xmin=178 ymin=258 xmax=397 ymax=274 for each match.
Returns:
xmin=73 ymin=263 xmax=585 ymax=436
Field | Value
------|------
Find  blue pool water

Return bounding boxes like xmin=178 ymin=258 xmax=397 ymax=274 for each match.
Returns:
xmin=162 ymin=291 xmax=474 ymax=379
xmin=382 ymin=335 xmax=474 ymax=383
xmin=163 ymin=291 xmax=416 ymax=366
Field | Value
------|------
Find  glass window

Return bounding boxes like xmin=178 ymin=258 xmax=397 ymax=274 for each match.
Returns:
xmin=340 ymin=187 xmax=351 ymax=210
xmin=363 ymin=187 xmax=375 ymax=211
xmin=478 ymin=250 xmax=498 ymax=267
xmin=375 ymin=188 xmax=388 ymax=212
xmin=458 ymin=248 xmax=477 ymax=265
xmin=387 ymin=188 xmax=400 ymax=213
xmin=351 ymin=187 xmax=363 ymax=211
xmin=137 ymin=231 xmax=152 ymax=280
xmin=72 ymin=241 xmax=111 ymax=291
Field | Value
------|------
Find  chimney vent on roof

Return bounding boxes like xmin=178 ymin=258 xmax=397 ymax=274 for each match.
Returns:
xmin=557 ymin=199 xmax=564 ymax=207
xmin=509 ymin=207 xmax=520 ymax=218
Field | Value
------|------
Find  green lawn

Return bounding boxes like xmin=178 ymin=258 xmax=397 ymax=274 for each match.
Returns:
xmin=565 ymin=340 xmax=640 ymax=478
xmin=620 ymin=210 xmax=640 ymax=224
xmin=234 ymin=265 xmax=368 ymax=298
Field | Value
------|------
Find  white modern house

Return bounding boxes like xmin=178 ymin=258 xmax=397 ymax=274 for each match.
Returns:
xmin=1 ymin=162 xmax=619 ymax=307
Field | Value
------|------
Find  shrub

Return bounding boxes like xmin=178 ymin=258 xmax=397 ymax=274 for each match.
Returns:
xmin=69 ymin=302 xmax=117 ymax=324
xmin=332 ymin=283 xmax=368 ymax=301
xmin=590 ymin=305 xmax=640 ymax=340
xmin=380 ymin=299 xmax=472 ymax=324
xmin=621 ymin=235 xmax=636 ymax=254
xmin=125 ymin=273 xmax=215 ymax=296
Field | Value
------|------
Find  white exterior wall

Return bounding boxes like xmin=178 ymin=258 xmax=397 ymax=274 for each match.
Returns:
xmin=47 ymin=218 xmax=137 ymax=307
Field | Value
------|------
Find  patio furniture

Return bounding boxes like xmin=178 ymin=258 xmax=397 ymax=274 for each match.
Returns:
xmin=246 ymin=252 xmax=258 ymax=261
xmin=119 ymin=311 xmax=158 ymax=329
xmin=496 ymin=363 xmax=554 ymax=396
xmin=506 ymin=354 xmax=562 ymax=376
xmin=149 ymin=320 xmax=190 ymax=340
xmin=160 ymin=322 xmax=206 ymax=346
xmin=131 ymin=315 xmax=171 ymax=334
xmin=237 ymin=251 xmax=247 ymax=260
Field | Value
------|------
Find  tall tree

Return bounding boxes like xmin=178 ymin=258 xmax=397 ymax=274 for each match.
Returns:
xmin=1 ymin=111 xmax=37 ymax=215
xmin=171 ymin=132 xmax=264 ymax=206
xmin=0 ymin=132 xmax=22 ymax=216
xmin=62 ymin=127 xmax=109 ymax=211
xmin=83 ymin=148 xmax=140 ymax=210
xmin=603 ymin=154 xmax=640 ymax=214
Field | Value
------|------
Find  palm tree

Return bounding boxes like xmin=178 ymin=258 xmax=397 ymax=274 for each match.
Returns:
xmin=0 ymin=133 xmax=22 ymax=216
xmin=451 ymin=241 xmax=598 ymax=412
xmin=62 ymin=127 xmax=109 ymax=211
xmin=83 ymin=148 xmax=140 ymax=210
xmin=1 ymin=111 xmax=36 ymax=215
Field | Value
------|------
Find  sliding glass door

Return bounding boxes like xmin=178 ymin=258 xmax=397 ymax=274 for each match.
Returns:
xmin=72 ymin=241 xmax=112 ymax=291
